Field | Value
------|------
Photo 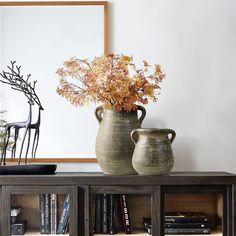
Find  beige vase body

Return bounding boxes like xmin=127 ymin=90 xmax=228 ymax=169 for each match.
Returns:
xmin=95 ymin=106 xmax=146 ymax=175
xmin=131 ymin=128 xmax=176 ymax=175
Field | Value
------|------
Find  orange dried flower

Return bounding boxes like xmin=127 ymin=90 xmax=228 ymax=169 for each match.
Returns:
xmin=56 ymin=54 xmax=165 ymax=112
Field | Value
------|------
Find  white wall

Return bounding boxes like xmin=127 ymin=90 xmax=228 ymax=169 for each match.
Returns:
xmin=0 ymin=10 xmax=3 ymax=102
xmin=1 ymin=0 xmax=236 ymax=173
xmin=108 ymin=0 xmax=236 ymax=173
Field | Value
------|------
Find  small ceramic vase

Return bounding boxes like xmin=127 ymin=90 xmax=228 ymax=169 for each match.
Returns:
xmin=131 ymin=128 xmax=176 ymax=175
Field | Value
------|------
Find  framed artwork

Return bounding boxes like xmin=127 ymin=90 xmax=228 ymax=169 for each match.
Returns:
xmin=0 ymin=1 xmax=108 ymax=163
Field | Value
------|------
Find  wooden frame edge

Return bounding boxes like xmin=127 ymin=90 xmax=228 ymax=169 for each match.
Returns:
xmin=104 ymin=1 xmax=109 ymax=54
xmin=0 ymin=1 xmax=108 ymax=6
xmin=1 ymin=1 xmax=108 ymax=164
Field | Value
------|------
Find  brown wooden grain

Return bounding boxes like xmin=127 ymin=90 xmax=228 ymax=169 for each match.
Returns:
xmin=0 ymin=1 xmax=108 ymax=6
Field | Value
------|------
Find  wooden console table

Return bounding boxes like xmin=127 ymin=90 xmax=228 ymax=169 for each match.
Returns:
xmin=0 ymin=172 xmax=235 ymax=236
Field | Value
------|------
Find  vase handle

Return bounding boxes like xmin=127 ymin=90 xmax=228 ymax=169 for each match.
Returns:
xmin=164 ymin=129 xmax=176 ymax=143
xmin=137 ymin=105 xmax=146 ymax=124
xmin=95 ymin=106 xmax=104 ymax=123
xmin=131 ymin=129 xmax=139 ymax=144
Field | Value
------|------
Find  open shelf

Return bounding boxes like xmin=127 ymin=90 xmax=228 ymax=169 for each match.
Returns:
xmin=95 ymin=232 xmax=221 ymax=236
xmin=163 ymin=192 xmax=223 ymax=236
xmin=10 ymin=193 xmax=70 ymax=235
xmin=92 ymin=193 xmax=151 ymax=236
xmin=12 ymin=229 xmax=69 ymax=235
xmin=166 ymin=234 xmax=222 ymax=236
xmin=95 ymin=230 xmax=149 ymax=235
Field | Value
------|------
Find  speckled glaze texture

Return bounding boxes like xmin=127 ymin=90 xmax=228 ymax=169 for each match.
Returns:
xmin=131 ymin=128 xmax=176 ymax=175
xmin=95 ymin=105 xmax=146 ymax=175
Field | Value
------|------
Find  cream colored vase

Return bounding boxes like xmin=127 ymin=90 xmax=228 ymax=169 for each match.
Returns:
xmin=95 ymin=106 xmax=146 ymax=175
xmin=131 ymin=128 xmax=176 ymax=175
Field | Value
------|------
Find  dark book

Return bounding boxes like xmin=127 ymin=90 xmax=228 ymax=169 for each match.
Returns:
xmin=95 ymin=194 xmax=102 ymax=233
xmin=165 ymin=212 xmax=209 ymax=223
xmin=64 ymin=214 xmax=70 ymax=234
xmin=165 ymin=227 xmax=211 ymax=234
xmin=165 ymin=222 xmax=208 ymax=228
xmin=57 ymin=194 xmax=70 ymax=234
xmin=45 ymin=194 xmax=51 ymax=234
xmin=11 ymin=220 xmax=27 ymax=235
xmin=50 ymin=194 xmax=57 ymax=234
xmin=114 ymin=194 xmax=122 ymax=233
xmin=109 ymin=194 xmax=115 ymax=235
xmin=120 ymin=194 xmax=132 ymax=234
xmin=102 ymin=194 xmax=108 ymax=234
xmin=39 ymin=193 xmax=46 ymax=234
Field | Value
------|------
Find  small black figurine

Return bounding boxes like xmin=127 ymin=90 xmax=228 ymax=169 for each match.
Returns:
xmin=0 ymin=61 xmax=44 ymax=165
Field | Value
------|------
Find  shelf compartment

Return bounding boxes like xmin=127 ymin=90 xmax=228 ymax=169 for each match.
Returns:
xmin=2 ymin=185 xmax=77 ymax=236
xmin=87 ymin=186 xmax=156 ymax=236
xmin=163 ymin=186 xmax=225 ymax=236
xmin=12 ymin=228 xmax=69 ymax=236
xmin=95 ymin=229 xmax=150 ymax=235
xmin=95 ymin=231 xmax=222 ymax=236
xmin=11 ymin=193 xmax=69 ymax=235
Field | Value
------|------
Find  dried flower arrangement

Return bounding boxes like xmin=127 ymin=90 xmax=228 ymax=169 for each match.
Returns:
xmin=56 ymin=53 xmax=165 ymax=112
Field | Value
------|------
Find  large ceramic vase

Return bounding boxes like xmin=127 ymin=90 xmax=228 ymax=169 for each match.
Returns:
xmin=131 ymin=128 xmax=176 ymax=175
xmin=95 ymin=105 xmax=146 ymax=175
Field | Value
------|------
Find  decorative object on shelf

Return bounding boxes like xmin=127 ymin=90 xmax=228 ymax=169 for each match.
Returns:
xmin=11 ymin=220 xmax=27 ymax=235
xmin=131 ymin=128 xmax=176 ymax=175
xmin=56 ymin=53 xmax=165 ymax=175
xmin=0 ymin=61 xmax=44 ymax=165
xmin=0 ymin=164 xmax=57 ymax=175
xmin=95 ymin=105 xmax=145 ymax=175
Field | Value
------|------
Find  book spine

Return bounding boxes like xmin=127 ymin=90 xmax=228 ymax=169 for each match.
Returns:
xmin=165 ymin=227 xmax=211 ymax=234
xmin=95 ymin=194 xmax=102 ymax=233
xmin=102 ymin=194 xmax=108 ymax=234
xmin=114 ymin=194 xmax=121 ymax=233
xmin=109 ymin=194 xmax=115 ymax=235
xmin=45 ymin=194 xmax=51 ymax=234
xmin=39 ymin=194 xmax=45 ymax=234
xmin=64 ymin=214 xmax=70 ymax=234
xmin=57 ymin=194 xmax=70 ymax=234
xmin=165 ymin=222 xmax=208 ymax=228
xmin=120 ymin=194 xmax=132 ymax=234
xmin=50 ymin=194 xmax=57 ymax=234
xmin=165 ymin=216 xmax=208 ymax=223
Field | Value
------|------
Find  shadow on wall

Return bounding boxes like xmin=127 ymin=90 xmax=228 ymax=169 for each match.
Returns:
xmin=142 ymin=118 xmax=198 ymax=171
xmin=172 ymin=137 xmax=198 ymax=171
xmin=143 ymin=117 xmax=167 ymax=128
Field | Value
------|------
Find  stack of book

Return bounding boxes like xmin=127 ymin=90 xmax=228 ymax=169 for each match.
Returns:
xmin=11 ymin=207 xmax=27 ymax=235
xmin=165 ymin=212 xmax=211 ymax=234
xmin=39 ymin=194 xmax=69 ymax=234
xmin=94 ymin=194 xmax=132 ymax=235
xmin=143 ymin=212 xmax=211 ymax=235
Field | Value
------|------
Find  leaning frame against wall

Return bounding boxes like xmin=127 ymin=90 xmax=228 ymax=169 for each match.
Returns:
xmin=0 ymin=1 xmax=108 ymax=163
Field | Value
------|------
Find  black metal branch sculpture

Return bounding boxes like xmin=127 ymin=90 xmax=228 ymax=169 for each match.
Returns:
xmin=0 ymin=61 xmax=44 ymax=165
